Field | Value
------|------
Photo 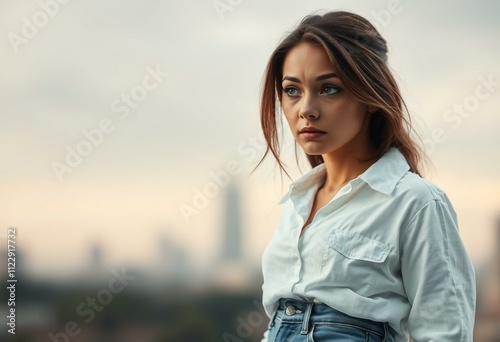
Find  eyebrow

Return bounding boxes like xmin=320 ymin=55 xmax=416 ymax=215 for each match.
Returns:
xmin=282 ymin=73 xmax=339 ymax=83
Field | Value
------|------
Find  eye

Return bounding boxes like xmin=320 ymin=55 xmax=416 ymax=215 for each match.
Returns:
xmin=283 ymin=87 xmax=300 ymax=97
xmin=321 ymin=85 xmax=341 ymax=95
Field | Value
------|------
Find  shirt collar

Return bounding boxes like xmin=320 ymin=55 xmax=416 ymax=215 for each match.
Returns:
xmin=278 ymin=147 xmax=411 ymax=204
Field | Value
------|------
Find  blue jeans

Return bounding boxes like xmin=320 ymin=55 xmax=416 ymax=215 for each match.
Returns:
xmin=267 ymin=298 xmax=397 ymax=342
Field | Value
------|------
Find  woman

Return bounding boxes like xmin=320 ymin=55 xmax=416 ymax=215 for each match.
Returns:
xmin=253 ymin=10 xmax=476 ymax=342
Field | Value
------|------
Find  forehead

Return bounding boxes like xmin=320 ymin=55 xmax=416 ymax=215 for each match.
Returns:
xmin=282 ymin=42 xmax=337 ymax=76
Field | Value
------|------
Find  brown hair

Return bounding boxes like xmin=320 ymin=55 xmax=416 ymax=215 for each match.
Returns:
xmin=252 ymin=10 xmax=427 ymax=182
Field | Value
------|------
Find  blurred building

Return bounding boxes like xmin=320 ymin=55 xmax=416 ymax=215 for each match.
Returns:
xmin=207 ymin=178 xmax=262 ymax=292
xmin=154 ymin=232 xmax=190 ymax=280
xmin=474 ymin=214 xmax=500 ymax=341
xmin=220 ymin=180 xmax=243 ymax=262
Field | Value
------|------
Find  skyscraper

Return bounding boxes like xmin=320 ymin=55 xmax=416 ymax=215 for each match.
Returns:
xmin=220 ymin=179 xmax=242 ymax=262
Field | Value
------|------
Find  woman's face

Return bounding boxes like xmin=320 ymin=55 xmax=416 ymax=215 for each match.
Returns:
xmin=281 ymin=42 xmax=373 ymax=157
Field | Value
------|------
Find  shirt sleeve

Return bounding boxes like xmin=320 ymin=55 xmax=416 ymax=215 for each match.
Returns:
xmin=400 ymin=198 xmax=476 ymax=341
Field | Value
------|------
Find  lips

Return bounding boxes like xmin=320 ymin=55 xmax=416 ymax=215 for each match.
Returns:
xmin=299 ymin=127 xmax=326 ymax=140
xmin=299 ymin=127 xmax=326 ymax=134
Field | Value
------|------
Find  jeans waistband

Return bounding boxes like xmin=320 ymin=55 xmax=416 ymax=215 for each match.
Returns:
xmin=275 ymin=298 xmax=387 ymax=337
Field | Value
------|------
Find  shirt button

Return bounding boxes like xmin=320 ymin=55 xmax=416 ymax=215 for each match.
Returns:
xmin=285 ymin=305 xmax=296 ymax=316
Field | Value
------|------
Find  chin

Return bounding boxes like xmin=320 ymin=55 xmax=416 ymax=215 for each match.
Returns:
xmin=300 ymin=147 xmax=327 ymax=156
xmin=304 ymin=151 xmax=323 ymax=156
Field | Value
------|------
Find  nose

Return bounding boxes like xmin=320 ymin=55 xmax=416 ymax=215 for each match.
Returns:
xmin=298 ymin=95 xmax=319 ymax=120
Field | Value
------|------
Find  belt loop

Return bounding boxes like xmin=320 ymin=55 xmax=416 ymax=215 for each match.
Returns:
xmin=382 ymin=322 xmax=389 ymax=342
xmin=300 ymin=302 xmax=313 ymax=335
xmin=269 ymin=308 xmax=278 ymax=328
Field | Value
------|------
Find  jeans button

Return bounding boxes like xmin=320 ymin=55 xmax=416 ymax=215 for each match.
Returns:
xmin=285 ymin=305 xmax=296 ymax=316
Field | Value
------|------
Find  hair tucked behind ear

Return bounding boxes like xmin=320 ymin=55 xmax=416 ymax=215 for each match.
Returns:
xmin=251 ymin=10 xmax=427 ymax=183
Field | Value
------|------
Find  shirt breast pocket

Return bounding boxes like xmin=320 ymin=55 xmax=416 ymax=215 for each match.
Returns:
xmin=321 ymin=231 xmax=391 ymax=296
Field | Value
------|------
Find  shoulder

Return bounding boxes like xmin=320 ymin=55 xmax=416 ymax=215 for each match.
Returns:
xmin=391 ymin=171 xmax=458 ymax=226
xmin=394 ymin=171 xmax=450 ymax=205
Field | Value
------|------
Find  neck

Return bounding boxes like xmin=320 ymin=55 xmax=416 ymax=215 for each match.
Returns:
xmin=320 ymin=145 xmax=378 ymax=193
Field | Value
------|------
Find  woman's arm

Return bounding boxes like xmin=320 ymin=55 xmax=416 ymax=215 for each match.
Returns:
xmin=400 ymin=198 xmax=476 ymax=341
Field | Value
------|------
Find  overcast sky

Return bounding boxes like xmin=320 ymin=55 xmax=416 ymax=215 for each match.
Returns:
xmin=0 ymin=0 xmax=499 ymax=277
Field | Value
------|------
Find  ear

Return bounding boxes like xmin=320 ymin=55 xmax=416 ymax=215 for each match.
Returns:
xmin=367 ymin=105 xmax=377 ymax=114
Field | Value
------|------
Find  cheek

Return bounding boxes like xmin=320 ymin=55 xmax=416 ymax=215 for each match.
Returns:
xmin=284 ymin=115 xmax=298 ymax=137
xmin=281 ymin=101 xmax=295 ymax=116
xmin=329 ymin=102 xmax=365 ymax=129
xmin=282 ymin=105 xmax=297 ymax=124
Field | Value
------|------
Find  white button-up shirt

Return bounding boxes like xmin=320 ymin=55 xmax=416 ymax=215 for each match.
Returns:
xmin=260 ymin=147 xmax=476 ymax=341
